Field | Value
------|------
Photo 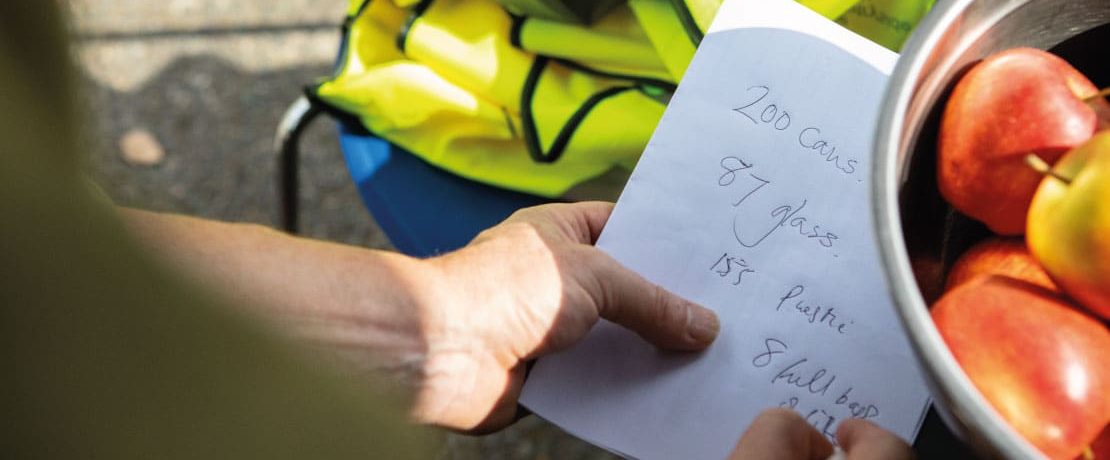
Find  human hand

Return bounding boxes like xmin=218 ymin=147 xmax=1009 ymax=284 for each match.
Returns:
xmin=730 ymin=408 xmax=914 ymax=460
xmin=414 ymin=201 xmax=720 ymax=433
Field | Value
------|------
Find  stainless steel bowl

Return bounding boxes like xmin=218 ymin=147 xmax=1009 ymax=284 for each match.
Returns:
xmin=873 ymin=0 xmax=1110 ymax=458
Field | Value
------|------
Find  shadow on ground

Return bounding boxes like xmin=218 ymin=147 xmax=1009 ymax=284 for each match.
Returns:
xmin=78 ymin=54 xmax=383 ymax=247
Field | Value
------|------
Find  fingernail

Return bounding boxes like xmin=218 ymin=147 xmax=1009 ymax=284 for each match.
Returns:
xmin=687 ymin=306 xmax=720 ymax=345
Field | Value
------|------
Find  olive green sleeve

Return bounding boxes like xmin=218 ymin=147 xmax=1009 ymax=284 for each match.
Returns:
xmin=0 ymin=2 xmax=438 ymax=458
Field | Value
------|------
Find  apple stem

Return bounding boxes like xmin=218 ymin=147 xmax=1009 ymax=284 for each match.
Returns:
xmin=1024 ymin=154 xmax=1072 ymax=185
xmin=1083 ymin=87 xmax=1110 ymax=104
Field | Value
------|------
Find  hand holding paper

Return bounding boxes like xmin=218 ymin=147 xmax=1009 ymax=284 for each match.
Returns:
xmin=418 ymin=201 xmax=718 ymax=433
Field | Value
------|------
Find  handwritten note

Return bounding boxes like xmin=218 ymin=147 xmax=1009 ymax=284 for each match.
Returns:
xmin=519 ymin=1 xmax=931 ymax=459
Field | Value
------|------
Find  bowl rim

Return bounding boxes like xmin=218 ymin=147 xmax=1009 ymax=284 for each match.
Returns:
xmin=871 ymin=0 xmax=1047 ymax=458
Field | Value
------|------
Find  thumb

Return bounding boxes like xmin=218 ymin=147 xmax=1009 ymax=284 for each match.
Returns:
xmin=581 ymin=250 xmax=719 ymax=350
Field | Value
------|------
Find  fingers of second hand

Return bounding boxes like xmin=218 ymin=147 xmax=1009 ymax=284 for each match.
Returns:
xmin=732 ymin=408 xmax=833 ymax=460
xmin=836 ymin=419 xmax=914 ymax=460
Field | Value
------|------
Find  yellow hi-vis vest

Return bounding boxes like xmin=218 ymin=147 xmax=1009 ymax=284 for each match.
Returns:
xmin=311 ymin=0 xmax=934 ymax=200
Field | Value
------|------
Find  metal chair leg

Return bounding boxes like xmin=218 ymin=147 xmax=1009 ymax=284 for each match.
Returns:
xmin=274 ymin=95 xmax=322 ymax=234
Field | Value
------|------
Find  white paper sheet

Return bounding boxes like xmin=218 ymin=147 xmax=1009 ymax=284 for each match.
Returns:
xmin=519 ymin=1 xmax=932 ymax=459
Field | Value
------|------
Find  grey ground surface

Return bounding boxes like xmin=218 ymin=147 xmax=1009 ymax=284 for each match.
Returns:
xmin=67 ymin=1 xmax=616 ymax=458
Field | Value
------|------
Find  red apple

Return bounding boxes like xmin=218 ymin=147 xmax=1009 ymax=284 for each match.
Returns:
xmin=932 ymin=275 xmax=1110 ymax=460
xmin=938 ymin=47 xmax=1107 ymax=235
xmin=1027 ymin=131 xmax=1110 ymax=320
xmin=945 ymin=237 xmax=1057 ymax=291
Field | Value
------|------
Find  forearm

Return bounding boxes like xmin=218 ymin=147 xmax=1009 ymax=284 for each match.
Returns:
xmin=118 ymin=208 xmax=442 ymax=390
xmin=116 ymin=203 xmax=719 ymax=433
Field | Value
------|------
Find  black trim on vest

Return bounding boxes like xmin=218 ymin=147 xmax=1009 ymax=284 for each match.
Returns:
xmin=520 ymin=57 xmax=549 ymax=162
xmin=551 ymin=57 xmax=677 ymax=93
xmin=509 ymin=13 xmax=527 ymax=48
xmin=344 ymin=0 xmax=374 ymax=29
xmin=668 ymin=0 xmax=703 ymax=45
xmin=546 ymin=85 xmax=634 ymax=162
xmin=395 ymin=0 xmax=434 ymax=53
xmin=505 ymin=9 xmax=674 ymax=91
xmin=520 ymin=57 xmax=636 ymax=164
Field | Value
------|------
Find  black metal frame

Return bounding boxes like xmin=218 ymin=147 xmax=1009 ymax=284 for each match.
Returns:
xmin=273 ymin=95 xmax=322 ymax=234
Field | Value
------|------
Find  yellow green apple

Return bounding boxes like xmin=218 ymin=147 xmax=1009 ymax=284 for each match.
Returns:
xmin=1027 ymin=131 xmax=1110 ymax=320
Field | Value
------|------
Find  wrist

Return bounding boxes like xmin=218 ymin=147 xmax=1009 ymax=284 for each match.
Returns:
xmin=405 ymin=254 xmax=464 ymax=425
xmin=408 ymin=252 xmax=498 ymax=430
